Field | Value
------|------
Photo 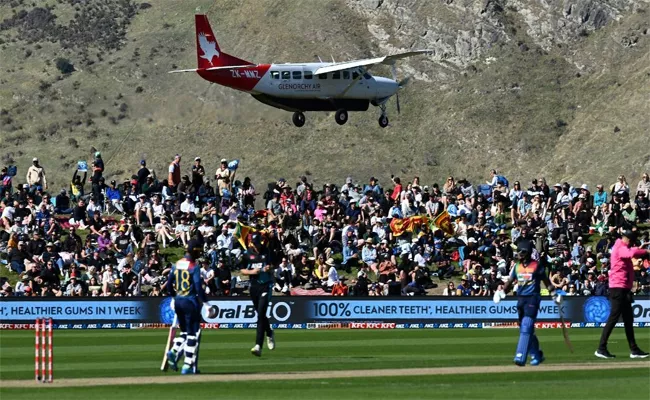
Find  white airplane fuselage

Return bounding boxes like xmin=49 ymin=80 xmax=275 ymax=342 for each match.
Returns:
xmin=198 ymin=62 xmax=398 ymax=112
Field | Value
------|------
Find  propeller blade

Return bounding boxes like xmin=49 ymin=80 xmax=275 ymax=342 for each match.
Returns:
xmin=396 ymin=92 xmax=401 ymax=115
xmin=391 ymin=64 xmax=398 ymax=81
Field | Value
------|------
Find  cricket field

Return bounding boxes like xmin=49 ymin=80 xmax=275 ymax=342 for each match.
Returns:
xmin=1 ymin=328 xmax=649 ymax=399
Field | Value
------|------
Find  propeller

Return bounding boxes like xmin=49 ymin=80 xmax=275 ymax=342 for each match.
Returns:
xmin=391 ymin=64 xmax=410 ymax=114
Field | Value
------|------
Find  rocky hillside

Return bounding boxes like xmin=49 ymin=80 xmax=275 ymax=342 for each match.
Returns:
xmin=0 ymin=0 xmax=648 ymax=192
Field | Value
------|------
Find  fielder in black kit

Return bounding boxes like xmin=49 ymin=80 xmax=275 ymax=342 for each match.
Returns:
xmin=240 ymin=232 xmax=276 ymax=357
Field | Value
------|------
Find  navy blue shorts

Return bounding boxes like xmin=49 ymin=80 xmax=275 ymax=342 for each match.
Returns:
xmin=517 ymin=294 xmax=541 ymax=321
xmin=174 ymin=297 xmax=201 ymax=336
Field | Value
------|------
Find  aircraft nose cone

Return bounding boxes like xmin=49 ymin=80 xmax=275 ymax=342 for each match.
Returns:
xmin=376 ymin=77 xmax=398 ymax=99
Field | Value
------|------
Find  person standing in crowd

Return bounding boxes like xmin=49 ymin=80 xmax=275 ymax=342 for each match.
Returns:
xmin=168 ymin=154 xmax=181 ymax=192
xmin=91 ymin=151 xmax=104 ymax=200
xmin=215 ymin=158 xmax=231 ymax=193
xmin=595 ymin=230 xmax=649 ymax=359
xmin=191 ymin=157 xmax=205 ymax=193
xmin=240 ymin=232 xmax=275 ymax=357
xmin=137 ymin=160 xmax=150 ymax=194
xmin=26 ymin=158 xmax=47 ymax=192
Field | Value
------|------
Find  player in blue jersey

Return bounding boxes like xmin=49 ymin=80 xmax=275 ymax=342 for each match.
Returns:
xmin=166 ymin=252 xmax=213 ymax=374
xmin=494 ymin=239 xmax=562 ymax=366
xmin=240 ymin=232 xmax=276 ymax=357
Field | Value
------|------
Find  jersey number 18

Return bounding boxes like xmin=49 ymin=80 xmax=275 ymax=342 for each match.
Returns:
xmin=174 ymin=269 xmax=191 ymax=296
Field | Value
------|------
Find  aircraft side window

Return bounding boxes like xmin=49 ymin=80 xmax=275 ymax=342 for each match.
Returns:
xmin=292 ymin=71 xmax=302 ymax=79
xmin=304 ymin=71 xmax=313 ymax=79
xmin=318 ymin=73 xmax=327 ymax=80
xmin=352 ymin=71 xmax=359 ymax=80
xmin=271 ymin=71 xmax=280 ymax=79
xmin=332 ymin=71 xmax=340 ymax=79
xmin=281 ymin=71 xmax=290 ymax=80
xmin=342 ymin=71 xmax=350 ymax=79
xmin=363 ymin=72 xmax=372 ymax=80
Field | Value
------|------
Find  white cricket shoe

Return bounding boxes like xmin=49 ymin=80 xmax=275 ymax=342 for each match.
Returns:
xmin=267 ymin=332 xmax=275 ymax=350
xmin=251 ymin=344 xmax=262 ymax=357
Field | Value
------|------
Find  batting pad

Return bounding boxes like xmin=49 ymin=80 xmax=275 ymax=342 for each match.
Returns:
xmin=514 ymin=316 xmax=534 ymax=364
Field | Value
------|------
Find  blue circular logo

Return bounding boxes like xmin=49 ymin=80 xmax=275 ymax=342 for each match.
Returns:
xmin=583 ymin=296 xmax=610 ymax=323
xmin=159 ymin=297 xmax=175 ymax=324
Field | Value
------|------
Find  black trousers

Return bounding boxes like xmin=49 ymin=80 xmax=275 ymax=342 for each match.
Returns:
xmin=598 ymin=288 xmax=640 ymax=351
xmin=250 ymin=282 xmax=273 ymax=346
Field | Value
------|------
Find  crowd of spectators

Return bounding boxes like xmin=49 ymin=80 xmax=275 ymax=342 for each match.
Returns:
xmin=1 ymin=155 xmax=649 ymax=299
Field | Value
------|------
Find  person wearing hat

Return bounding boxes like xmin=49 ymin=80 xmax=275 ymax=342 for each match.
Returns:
xmin=91 ymin=150 xmax=104 ymax=191
xmin=26 ymin=157 xmax=47 ymax=192
xmin=494 ymin=239 xmax=562 ymax=366
xmin=455 ymin=277 xmax=472 ymax=296
xmin=620 ymin=200 xmax=636 ymax=225
xmin=596 ymin=229 xmax=650 ymax=359
xmin=191 ymin=157 xmax=205 ymax=190
xmin=363 ymin=177 xmax=382 ymax=199
xmin=197 ymin=216 xmax=215 ymax=240
xmin=136 ymin=159 xmax=150 ymax=193
xmin=361 ymin=238 xmax=379 ymax=274
xmin=52 ymin=187 xmax=71 ymax=214
xmin=215 ymin=158 xmax=231 ymax=192
xmin=106 ymin=179 xmax=124 ymax=213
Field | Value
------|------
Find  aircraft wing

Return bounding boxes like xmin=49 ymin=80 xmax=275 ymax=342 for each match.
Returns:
xmin=313 ymin=50 xmax=432 ymax=75
xmin=169 ymin=65 xmax=256 ymax=74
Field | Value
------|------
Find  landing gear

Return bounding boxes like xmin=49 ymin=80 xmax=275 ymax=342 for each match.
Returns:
xmin=335 ymin=109 xmax=348 ymax=125
xmin=292 ymin=111 xmax=305 ymax=127
xmin=378 ymin=104 xmax=389 ymax=128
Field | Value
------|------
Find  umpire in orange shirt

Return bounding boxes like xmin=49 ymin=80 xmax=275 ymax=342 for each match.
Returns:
xmin=595 ymin=230 xmax=650 ymax=359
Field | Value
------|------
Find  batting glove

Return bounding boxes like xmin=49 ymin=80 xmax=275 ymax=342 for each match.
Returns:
xmin=493 ymin=290 xmax=505 ymax=304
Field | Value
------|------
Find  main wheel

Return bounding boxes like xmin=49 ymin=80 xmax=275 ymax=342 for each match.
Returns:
xmin=292 ymin=111 xmax=305 ymax=127
xmin=378 ymin=115 xmax=389 ymax=128
xmin=335 ymin=109 xmax=348 ymax=125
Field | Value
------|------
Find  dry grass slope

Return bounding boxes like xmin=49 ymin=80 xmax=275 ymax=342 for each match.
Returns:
xmin=0 ymin=0 xmax=648 ymax=191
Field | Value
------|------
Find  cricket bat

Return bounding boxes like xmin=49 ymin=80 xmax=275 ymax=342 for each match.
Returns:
xmin=558 ymin=305 xmax=574 ymax=353
xmin=192 ymin=328 xmax=202 ymax=374
xmin=161 ymin=314 xmax=178 ymax=371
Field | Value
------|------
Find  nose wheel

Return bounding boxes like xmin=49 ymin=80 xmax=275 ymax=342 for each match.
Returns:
xmin=378 ymin=103 xmax=389 ymax=128
xmin=335 ymin=109 xmax=348 ymax=125
xmin=292 ymin=111 xmax=305 ymax=127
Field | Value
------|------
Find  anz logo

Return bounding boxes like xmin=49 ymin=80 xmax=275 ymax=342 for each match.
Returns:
xmin=231 ymin=69 xmax=260 ymax=79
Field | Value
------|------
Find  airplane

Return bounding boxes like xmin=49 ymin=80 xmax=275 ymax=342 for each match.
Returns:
xmin=170 ymin=15 xmax=431 ymax=128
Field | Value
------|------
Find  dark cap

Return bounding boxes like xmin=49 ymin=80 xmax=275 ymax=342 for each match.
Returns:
xmin=516 ymin=239 xmax=533 ymax=254
xmin=621 ymin=230 xmax=636 ymax=240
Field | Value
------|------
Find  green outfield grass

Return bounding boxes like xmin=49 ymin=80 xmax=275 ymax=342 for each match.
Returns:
xmin=1 ymin=328 xmax=649 ymax=399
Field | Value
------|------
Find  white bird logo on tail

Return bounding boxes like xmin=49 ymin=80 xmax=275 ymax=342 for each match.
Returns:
xmin=198 ymin=33 xmax=220 ymax=64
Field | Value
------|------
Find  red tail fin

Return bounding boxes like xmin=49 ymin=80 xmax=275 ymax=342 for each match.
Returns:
xmin=195 ymin=15 xmax=253 ymax=68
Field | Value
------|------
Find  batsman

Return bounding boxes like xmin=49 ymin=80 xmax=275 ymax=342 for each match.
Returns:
xmin=166 ymin=251 xmax=215 ymax=374
xmin=494 ymin=239 xmax=562 ymax=366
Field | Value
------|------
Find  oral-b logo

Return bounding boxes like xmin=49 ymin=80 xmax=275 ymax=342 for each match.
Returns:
xmin=203 ymin=301 xmax=292 ymax=323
